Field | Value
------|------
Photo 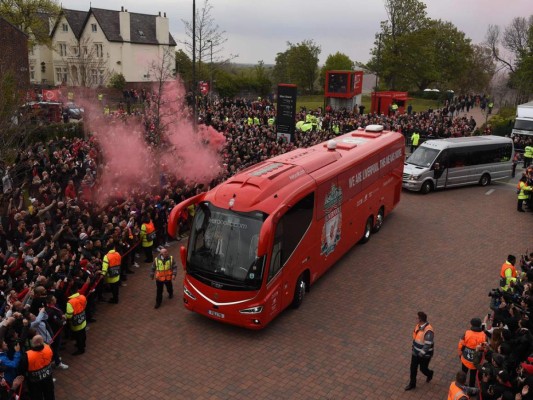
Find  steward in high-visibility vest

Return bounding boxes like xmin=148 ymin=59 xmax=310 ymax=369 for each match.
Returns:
xmin=517 ymin=176 xmax=532 ymax=212
xmin=151 ymin=248 xmax=177 ymax=309
xmin=66 ymin=282 xmax=87 ymax=355
xmin=253 ymin=116 xmax=260 ymax=125
xmin=410 ymin=132 xmax=420 ymax=152
xmin=102 ymin=248 xmax=121 ymax=304
xmin=458 ymin=318 xmax=487 ymax=386
xmin=447 ymin=371 xmax=474 ymax=400
xmin=140 ymin=216 xmax=156 ymax=263
xmin=267 ymin=117 xmax=275 ymax=126
xmin=22 ymin=335 xmax=55 ymax=398
xmin=500 ymin=254 xmax=517 ymax=290
xmin=406 ymin=311 xmax=434 ymax=390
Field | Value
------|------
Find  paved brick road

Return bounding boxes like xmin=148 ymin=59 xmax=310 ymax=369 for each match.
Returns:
xmin=55 ymin=173 xmax=531 ymax=400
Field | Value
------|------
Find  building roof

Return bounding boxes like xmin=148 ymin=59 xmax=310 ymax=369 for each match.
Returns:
xmin=62 ymin=9 xmax=88 ymax=39
xmin=0 ymin=15 xmax=29 ymax=37
xmin=89 ymin=7 xmax=176 ymax=46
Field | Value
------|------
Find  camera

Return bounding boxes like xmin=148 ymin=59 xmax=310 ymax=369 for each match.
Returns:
xmin=488 ymin=288 xmax=502 ymax=299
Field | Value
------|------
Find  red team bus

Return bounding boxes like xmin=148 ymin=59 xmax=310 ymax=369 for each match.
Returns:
xmin=168 ymin=125 xmax=404 ymax=329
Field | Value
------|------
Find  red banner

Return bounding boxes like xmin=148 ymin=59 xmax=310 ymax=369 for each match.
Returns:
xmin=42 ymin=89 xmax=61 ymax=102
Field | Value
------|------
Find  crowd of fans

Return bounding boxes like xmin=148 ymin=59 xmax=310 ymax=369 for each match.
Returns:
xmin=457 ymin=252 xmax=533 ymax=400
xmin=0 ymin=92 xmax=499 ymax=397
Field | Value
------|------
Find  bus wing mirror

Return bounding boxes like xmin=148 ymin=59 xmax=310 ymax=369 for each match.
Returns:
xmin=180 ymin=245 xmax=187 ymax=271
xmin=433 ymin=163 xmax=440 ymax=170
xmin=167 ymin=193 xmax=205 ymax=238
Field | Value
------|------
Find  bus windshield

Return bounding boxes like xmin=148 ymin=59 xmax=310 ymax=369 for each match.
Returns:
xmin=407 ymin=147 xmax=440 ymax=167
xmin=187 ymin=202 xmax=267 ymax=290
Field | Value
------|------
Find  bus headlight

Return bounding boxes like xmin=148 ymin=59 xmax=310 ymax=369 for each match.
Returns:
xmin=239 ymin=306 xmax=263 ymax=314
xmin=183 ymin=286 xmax=196 ymax=300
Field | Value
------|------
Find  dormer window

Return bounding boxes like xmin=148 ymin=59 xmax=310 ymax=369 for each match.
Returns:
xmin=62 ymin=23 xmax=68 ymax=32
xmin=91 ymin=23 xmax=97 ymax=32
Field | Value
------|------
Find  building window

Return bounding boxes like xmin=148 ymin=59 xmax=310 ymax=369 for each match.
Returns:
xmin=99 ymin=69 xmax=105 ymax=85
xmin=55 ymin=67 xmax=68 ymax=83
xmin=62 ymin=23 xmax=68 ymax=32
xmin=91 ymin=69 xmax=98 ymax=84
xmin=91 ymin=23 xmax=97 ymax=32
xmin=72 ymin=46 xmax=79 ymax=56
xmin=94 ymin=43 xmax=103 ymax=58
xmin=59 ymin=43 xmax=67 ymax=57
xmin=82 ymin=46 xmax=88 ymax=56
xmin=30 ymin=65 xmax=35 ymax=81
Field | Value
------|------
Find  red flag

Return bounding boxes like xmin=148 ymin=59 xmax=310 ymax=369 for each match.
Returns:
xmin=42 ymin=89 xmax=60 ymax=102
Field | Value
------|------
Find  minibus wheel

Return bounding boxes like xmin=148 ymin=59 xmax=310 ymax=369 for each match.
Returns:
xmin=420 ymin=180 xmax=433 ymax=194
xmin=292 ymin=274 xmax=306 ymax=308
xmin=372 ymin=207 xmax=384 ymax=233
xmin=359 ymin=216 xmax=373 ymax=244
xmin=479 ymin=173 xmax=491 ymax=187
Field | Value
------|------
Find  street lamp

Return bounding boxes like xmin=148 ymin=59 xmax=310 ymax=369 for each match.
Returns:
xmin=192 ymin=0 xmax=197 ymax=130
xmin=207 ymin=39 xmax=213 ymax=100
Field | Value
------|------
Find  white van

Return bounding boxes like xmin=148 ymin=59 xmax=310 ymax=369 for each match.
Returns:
xmin=403 ymin=136 xmax=514 ymax=194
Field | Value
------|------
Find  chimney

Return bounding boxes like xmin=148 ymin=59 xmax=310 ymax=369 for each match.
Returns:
xmin=164 ymin=12 xmax=166 ymax=17
xmin=158 ymin=11 xmax=161 ymax=16
xmin=119 ymin=8 xmax=130 ymax=41
xmin=121 ymin=6 xmax=124 ymax=11
xmin=156 ymin=11 xmax=169 ymax=44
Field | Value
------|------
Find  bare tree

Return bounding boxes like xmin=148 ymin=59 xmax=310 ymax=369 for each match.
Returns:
xmin=181 ymin=0 xmax=237 ymax=79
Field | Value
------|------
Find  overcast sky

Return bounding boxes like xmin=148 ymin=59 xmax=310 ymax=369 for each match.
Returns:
xmin=68 ymin=0 xmax=531 ymax=65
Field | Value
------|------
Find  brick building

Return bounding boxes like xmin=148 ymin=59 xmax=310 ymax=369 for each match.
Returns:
xmin=0 ymin=16 xmax=29 ymax=88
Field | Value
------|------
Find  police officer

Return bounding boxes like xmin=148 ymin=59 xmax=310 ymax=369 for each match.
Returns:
xmin=458 ymin=318 xmax=487 ymax=388
xmin=20 ymin=335 xmax=55 ymax=400
xmin=151 ymin=248 xmax=177 ymax=309
xmin=523 ymin=145 xmax=533 ymax=168
xmin=405 ymin=311 xmax=434 ymax=391
xmin=66 ymin=280 xmax=87 ymax=356
xmin=102 ymin=246 xmax=122 ymax=304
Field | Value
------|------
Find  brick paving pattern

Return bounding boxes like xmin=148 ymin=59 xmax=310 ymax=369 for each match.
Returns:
xmin=54 ymin=171 xmax=529 ymax=400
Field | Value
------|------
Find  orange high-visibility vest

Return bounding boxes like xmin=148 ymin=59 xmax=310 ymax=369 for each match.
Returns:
xmin=103 ymin=250 xmax=121 ymax=283
xmin=500 ymin=262 xmax=517 ymax=279
xmin=412 ymin=323 xmax=434 ymax=357
xmin=448 ymin=382 xmax=468 ymax=400
xmin=154 ymin=256 xmax=174 ymax=281
xmin=458 ymin=330 xmax=487 ymax=370
xmin=67 ymin=293 xmax=87 ymax=331
xmin=27 ymin=345 xmax=53 ymax=382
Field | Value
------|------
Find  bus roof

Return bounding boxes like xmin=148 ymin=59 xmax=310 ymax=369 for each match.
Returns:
xmin=421 ymin=135 xmax=513 ymax=150
xmin=207 ymin=127 xmax=404 ymax=214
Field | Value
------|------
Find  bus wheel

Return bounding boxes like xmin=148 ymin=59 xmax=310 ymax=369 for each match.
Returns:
xmin=479 ymin=173 xmax=491 ymax=187
xmin=359 ymin=216 xmax=373 ymax=244
xmin=372 ymin=207 xmax=385 ymax=233
xmin=292 ymin=274 xmax=306 ymax=309
xmin=420 ymin=180 xmax=433 ymax=194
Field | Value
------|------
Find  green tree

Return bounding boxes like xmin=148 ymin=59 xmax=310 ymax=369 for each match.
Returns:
xmin=319 ymin=52 xmax=354 ymax=89
xmin=364 ymin=0 xmax=429 ymax=90
xmin=108 ymin=73 xmax=126 ymax=91
xmin=0 ymin=0 xmax=60 ymax=47
xmin=273 ymin=40 xmax=321 ymax=93
xmin=253 ymin=61 xmax=272 ymax=97
xmin=175 ymin=49 xmax=193 ymax=88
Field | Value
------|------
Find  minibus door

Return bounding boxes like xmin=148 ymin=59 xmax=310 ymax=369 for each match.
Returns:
xmin=432 ymin=150 xmax=449 ymax=189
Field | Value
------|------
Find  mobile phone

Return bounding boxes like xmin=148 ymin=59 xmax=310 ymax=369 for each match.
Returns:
xmin=487 ymin=313 xmax=492 ymax=319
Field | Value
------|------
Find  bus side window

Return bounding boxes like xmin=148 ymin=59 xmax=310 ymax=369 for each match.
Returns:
xmin=267 ymin=192 xmax=315 ymax=282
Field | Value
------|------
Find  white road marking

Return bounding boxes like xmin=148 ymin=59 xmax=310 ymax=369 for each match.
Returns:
xmin=485 ymin=189 xmax=495 ymax=195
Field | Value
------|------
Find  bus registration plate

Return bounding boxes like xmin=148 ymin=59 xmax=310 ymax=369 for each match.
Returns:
xmin=208 ymin=310 xmax=225 ymax=319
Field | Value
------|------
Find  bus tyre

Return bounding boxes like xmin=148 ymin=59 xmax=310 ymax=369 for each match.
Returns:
xmin=420 ymin=180 xmax=433 ymax=194
xmin=359 ymin=217 xmax=373 ymax=244
xmin=479 ymin=173 xmax=491 ymax=187
xmin=372 ymin=207 xmax=384 ymax=233
xmin=292 ymin=274 xmax=306 ymax=309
